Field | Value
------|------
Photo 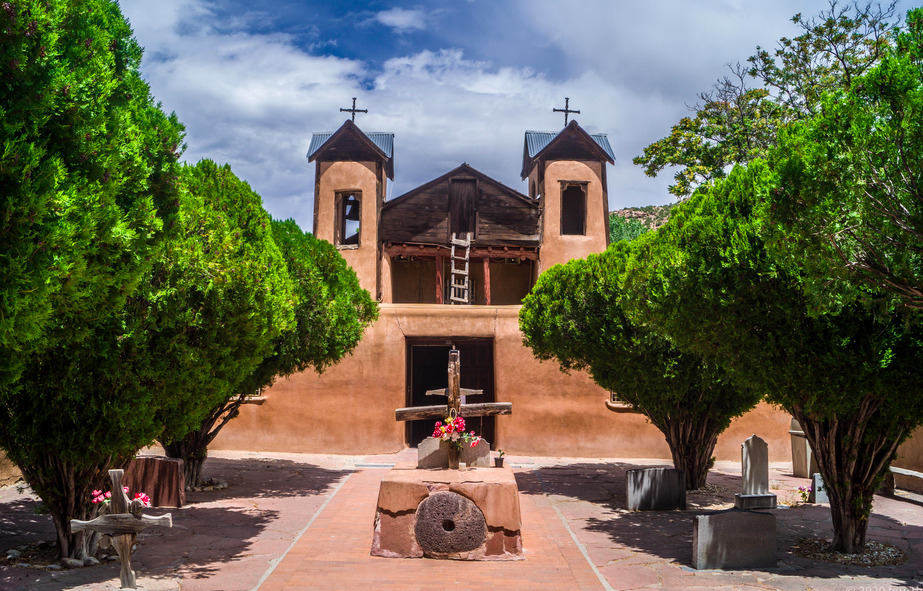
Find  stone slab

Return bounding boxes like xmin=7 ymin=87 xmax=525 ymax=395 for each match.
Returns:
xmin=741 ymin=434 xmax=770 ymax=495
xmin=124 ymin=456 xmax=185 ymax=508
xmin=371 ymin=466 xmax=522 ymax=560
xmin=417 ymin=437 xmax=490 ymax=468
xmin=734 ymin=493 xmax=777 ymax=510
xmin=693 ymin=509 xmax=777 ymax=570
xmin=809 ymin=473 xmax=828 ymax=503
xmin=626 ymin=467 xmax=686 ymax=511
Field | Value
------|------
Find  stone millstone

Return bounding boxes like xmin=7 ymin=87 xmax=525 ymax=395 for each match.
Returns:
xmin=414 ymin=491 xmax=487 ymax=555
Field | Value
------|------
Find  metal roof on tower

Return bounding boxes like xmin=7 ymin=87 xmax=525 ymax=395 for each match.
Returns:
xmin=307 ymin=130 xmax=394 ymax=159
xmin=524 ymin=130 xmax=614 ymax=161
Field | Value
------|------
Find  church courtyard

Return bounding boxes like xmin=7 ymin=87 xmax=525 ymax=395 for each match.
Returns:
xmin=1 ymin=450 xmax=921 ymax=591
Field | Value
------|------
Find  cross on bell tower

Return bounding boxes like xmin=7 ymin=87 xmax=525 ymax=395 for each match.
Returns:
xmin=553 ymin=97 xmax=580 ymax=126
xmin=340 ymin=97 xmax=368 ymax=122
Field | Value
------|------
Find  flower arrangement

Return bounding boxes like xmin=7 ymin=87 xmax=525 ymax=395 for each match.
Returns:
xmin=432 ymin=413 xmax=482 ymax=450
xmin=91 ymin=486 xmax=152 ymax=508
xmin=797 ymin=485 xmax=812 ymax=503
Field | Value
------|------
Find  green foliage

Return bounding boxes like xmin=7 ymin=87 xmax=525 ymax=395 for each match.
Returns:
xmin=771 ymin=7 xmax=923 ymax=310
xmin=520 ymin=240 xmax=760 ymax=489
xmin=607 ymin=214 xmax=648 ymax=243
xmin=0 ymin=0 xmax=184 ymax=558
xmin=149 ymin=160 xmax=296 ymax=447
xmin=634 ymin=2 xmax=899 ymax=198
xmin=627 ymin=161 xmax=923 ymax=551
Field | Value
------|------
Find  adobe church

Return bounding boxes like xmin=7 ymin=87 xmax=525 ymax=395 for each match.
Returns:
xmin=214 ymin=111 xmax=792 ymax=461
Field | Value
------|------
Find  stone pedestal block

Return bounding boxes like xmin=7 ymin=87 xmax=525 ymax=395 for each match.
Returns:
xmin=123 ymin=456 xmax=185 ymax=508
xmin=693 ymin=509 xmax=776 ymax=570
xmin=417 ymin=437 xmax=490 ymax=468
xmin=734 ymin=493 xmax=777 ymax=510
xmin=809 ymin=473 xmax=828 ymax=503
xmin=371 ymin=465 xmax=522 ymax=560
xmin=626 ymin=468 xmax=686 ymax=511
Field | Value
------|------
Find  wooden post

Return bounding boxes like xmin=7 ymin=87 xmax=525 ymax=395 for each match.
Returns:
xmin=483 ymin=258 xmax=491 ymax=305
xmin=436 ymin=255 xmax=444 ymax=304
xmin=447 ymin=350 xmax=461 ymax=416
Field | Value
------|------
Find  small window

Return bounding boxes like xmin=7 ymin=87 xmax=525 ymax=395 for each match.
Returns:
xmin=335 ymin=191 xmax=361 ymax=247
xmin=561 ymin=184 xmax=586 ymax=235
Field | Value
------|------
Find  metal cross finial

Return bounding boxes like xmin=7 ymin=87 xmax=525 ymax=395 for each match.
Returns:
xmin=553 ymin=97 xmax=580 ymax=126
xmin=340 ymin=97 xmax=368 ymax=122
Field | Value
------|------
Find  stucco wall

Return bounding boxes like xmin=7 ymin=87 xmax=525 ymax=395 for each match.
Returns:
xmin=214 ymin=304 xmax=794 ymax=461
xmin=314 ymin=160 xmax=382 ymax=295
xmin=538 ymin=160 xmax=608 ymax=273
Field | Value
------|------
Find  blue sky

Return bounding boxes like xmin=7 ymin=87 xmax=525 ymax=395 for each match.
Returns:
xmin=119 ymin=0 xmax=912 ymax=233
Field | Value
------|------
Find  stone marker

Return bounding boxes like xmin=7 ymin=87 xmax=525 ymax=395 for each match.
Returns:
xmin=417 ymin=437 xmax=490 ymax=468
xmin=734 ymin=435 xmax=777 ymax=510
xmin=626 ymin=467 xmax=686 ymax=511
xmin=809 ymin=473 xmax=828 ymax=503
xmin=693 ymin=509 xmax=777 ymax=570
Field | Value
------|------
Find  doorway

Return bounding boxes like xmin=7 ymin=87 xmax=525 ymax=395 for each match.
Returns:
xmin=406 ymin=338 xmax=495 ymax=448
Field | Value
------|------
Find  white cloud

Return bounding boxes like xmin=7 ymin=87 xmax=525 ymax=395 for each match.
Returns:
xmin=374 ymin=8 xmax=428 ymax=33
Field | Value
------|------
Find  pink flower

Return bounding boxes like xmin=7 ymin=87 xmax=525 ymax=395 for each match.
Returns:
xmin=104 ymin=491 xmax=111 ymax=499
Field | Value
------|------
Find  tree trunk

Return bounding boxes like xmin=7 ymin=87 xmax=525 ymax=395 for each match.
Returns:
xmin=792 ymin=399 xmax=904 ymax=554
xmin=160 ymin=392 xmax=249 ymax=489
xmin=16 ymin=455 xmax=111 ymax=559
xmin=161 ymin=430 xmax=209 ymax=490
xmin=659 ymin=417 xmax=719 ymax=490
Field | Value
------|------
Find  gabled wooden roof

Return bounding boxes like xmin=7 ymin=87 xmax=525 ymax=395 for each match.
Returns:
xmin=521 ymin=120 xmax=615 ymax=178
xmin=381 ymin=163 xmax=540 ymax=247
xmin=307 ymin=119 xmax=394 ymax=179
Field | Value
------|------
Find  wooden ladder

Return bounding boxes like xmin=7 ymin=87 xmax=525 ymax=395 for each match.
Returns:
xmin=449 ymin=232 xmax=472 ymax=304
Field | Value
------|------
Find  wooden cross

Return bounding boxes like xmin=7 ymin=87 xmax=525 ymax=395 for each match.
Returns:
xmin=395 ymin=349 xmax=512 ymax=423
xmin=553 ymin=97 xmax=580 ymax=126
xmin=340 ymin=97 xmax=368 ymax=122
xmin=71 ymin=469 xmax=172 ymax=589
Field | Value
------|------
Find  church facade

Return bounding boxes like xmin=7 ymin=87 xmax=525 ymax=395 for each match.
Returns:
xmin=213 ymin=118 xmax=792 ymax=461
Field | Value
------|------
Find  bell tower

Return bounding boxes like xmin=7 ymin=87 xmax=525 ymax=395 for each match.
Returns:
xmin=521 ymin=117 xmax=615 ymax=273
xmin=307 ymin=118 xmax=394 ymax=298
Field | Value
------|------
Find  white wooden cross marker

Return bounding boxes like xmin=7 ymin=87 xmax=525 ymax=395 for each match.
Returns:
xmin=70 ymin=469 xmax=172 ymax=589
xmin=394 ymin=349 xmax=511 ymax=423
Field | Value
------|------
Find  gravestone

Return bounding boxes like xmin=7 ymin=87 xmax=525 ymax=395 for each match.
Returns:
xmin=809 ymin=473 xmax=828 ymax=503
xmin=693 ymin=509 xmax=777 ymax=570
xmin=734 ymin=435 xmax=777 ymax=510
xmin=626 ymin=468 xmax=686 ymax=511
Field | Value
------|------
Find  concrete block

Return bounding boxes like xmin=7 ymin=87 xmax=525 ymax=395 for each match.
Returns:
xmin=809 ymin=473 xmax=828 ymax=503
xmin=693 ymin=509 xmax=776 ymax=570
xmin=734 ymin=493 xmax=777 ymax=510
xmin=417 ymin=437 xmax=490 ymax=468
xmin=626 ymin=467 xmax=686 ymax=511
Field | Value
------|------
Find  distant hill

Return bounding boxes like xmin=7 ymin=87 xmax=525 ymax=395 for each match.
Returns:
xmin=609 ymin=203 xmax=674 ymax=231
xmin=607 ymin=203 xmax=674 ymax=243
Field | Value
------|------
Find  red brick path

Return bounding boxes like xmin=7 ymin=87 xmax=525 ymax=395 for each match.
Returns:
xmin=257 ymin=467 xmax=606 ymax=591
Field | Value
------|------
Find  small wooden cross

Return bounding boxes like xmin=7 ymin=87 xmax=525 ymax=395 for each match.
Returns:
xmin=395 ymin=349 xmax=511 ymax=423
xmin=340 ymin=97 xmax=368 ymax=122
xmin=71 ymin=469 xmax=172 ymax=589
xmin=553 ymin=97 xmax=580 ymax=126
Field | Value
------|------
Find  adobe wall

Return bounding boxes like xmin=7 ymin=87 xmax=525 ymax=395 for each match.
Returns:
xmin=538 ymin=160 xmax=608 ymax=272
xmin=214 ymin=304 xmax=793 ymax=461
xmin=314 ymin=160 xmax=381 ymax=295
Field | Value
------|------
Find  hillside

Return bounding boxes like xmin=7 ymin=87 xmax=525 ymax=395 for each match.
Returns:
xmin=609 ymin=203 xmax=674 ymax=232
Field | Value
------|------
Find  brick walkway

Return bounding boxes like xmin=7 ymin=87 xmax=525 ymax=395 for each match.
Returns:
xmin=2 ymin=451 xmax=922 ymax=590
xmin=258 ymin=467 xmax=606 ymax=591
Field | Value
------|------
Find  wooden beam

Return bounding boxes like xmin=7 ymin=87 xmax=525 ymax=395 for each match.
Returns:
xmin=395 ymin=402 xmax=512 ymax=422
xmin=436 ymin=255 xmax=444 ymax=304
xmin=483 ymin=257 xmax=491 ymax=305
xmin=384 ymin=243 xmax=538 ymax=260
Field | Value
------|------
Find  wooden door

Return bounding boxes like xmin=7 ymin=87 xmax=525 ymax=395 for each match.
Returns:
xmin=407 ymin=339 xmax=495 ymax=448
